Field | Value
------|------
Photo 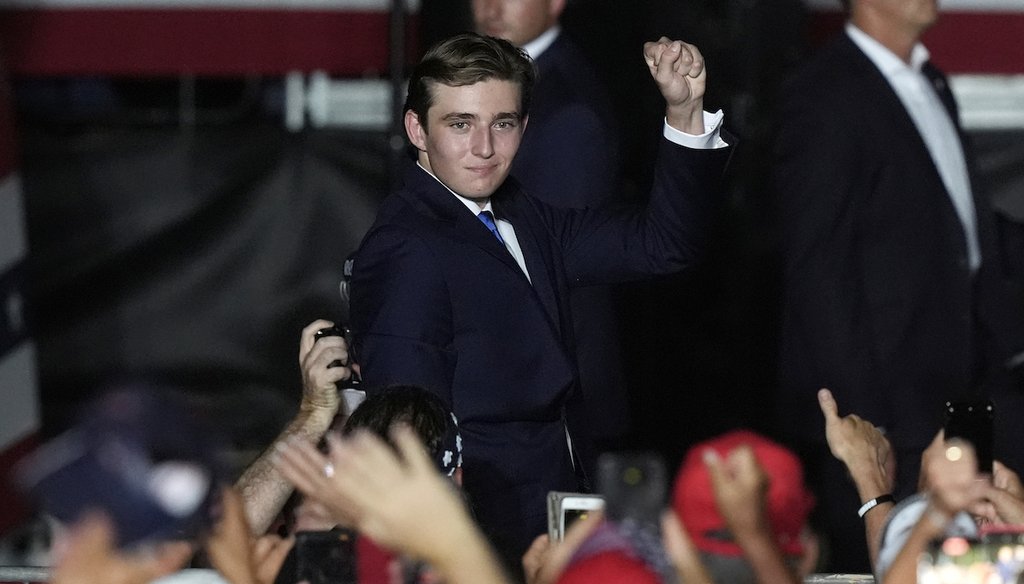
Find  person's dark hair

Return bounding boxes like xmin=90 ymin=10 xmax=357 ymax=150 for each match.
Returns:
xmin=839 ymin=0 xmax=850 ymax=12
xmin=404 ymin=32 xmax=536 ymax=128
xmin=342 ymin=385 xmax=461 ymax=476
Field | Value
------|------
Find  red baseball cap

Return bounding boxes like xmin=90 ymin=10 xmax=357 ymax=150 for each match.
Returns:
xmin=557 ymin=550 xmax=662 ymax=584
xmin=672 ymin=430 xmax=815 ymax=557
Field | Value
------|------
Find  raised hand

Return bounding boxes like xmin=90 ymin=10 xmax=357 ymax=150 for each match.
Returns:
xmin=703 ymin=445 xmax=769 ymax=537
xmin=642 ymin=37 xmax=706 ymax=134
xmin=299 ymin=319 xmax=351 ymax=414
xmin=818 ymin=388 xmax=894 ymax=497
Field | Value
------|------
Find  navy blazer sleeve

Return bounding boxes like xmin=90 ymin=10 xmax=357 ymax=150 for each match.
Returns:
xmin=349 ymin=223 xmax=457 ymax=406
xmin=537 ymin=138 xmax=731 ymax=286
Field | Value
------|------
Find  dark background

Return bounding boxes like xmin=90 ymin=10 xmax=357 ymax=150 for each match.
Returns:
xmin=7 ymin=0 xmax=1024 ymax=476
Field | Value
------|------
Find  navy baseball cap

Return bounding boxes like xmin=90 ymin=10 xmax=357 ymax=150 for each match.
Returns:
xmin=16 ymin=386 xmax=227 ymax=547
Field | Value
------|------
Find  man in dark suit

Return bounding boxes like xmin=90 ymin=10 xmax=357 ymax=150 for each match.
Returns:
xmin=350 ymin=33 xmax=730 ymax=563
xmin=773 ymin=0 xmax=1024 ymax=572
xmin=472 ymin=0 xmax=628 ymax=467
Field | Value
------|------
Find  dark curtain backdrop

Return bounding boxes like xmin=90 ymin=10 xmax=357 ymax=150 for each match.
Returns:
xmin=19 ymin=115 xmax=389 ymax=449
xmin=12 ymin=2 xmax=1024 ymax=469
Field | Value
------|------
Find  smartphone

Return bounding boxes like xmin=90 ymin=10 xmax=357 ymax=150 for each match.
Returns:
xmin=313 ymin=325 xmax=361 ymax=390
xmin=294 ymin=529 xmax=358 ymax=584
xmin=546 ymin=491 xmax=605 ymax=541
xmin=596 ymin=452 xmax=667 ymax=530
xmin=944 ymin=399 xmax=994 ymax=474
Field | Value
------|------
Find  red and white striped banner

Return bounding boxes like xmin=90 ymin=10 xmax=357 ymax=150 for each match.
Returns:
xmin=804 ymin=0 xmax=1024 ymax=74
xmin=0 ymin=0 xmax=421 ymax=76
xmin=0 ymin=0 xmax=1019 ymax=76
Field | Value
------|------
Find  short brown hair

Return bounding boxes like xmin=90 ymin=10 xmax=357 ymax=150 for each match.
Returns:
xmin=404 ymin=32 xmax=536 ymax=127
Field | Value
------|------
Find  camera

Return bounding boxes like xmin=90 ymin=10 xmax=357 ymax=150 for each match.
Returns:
xmin=314 ymin=325 xmax=361 ymax=390
xmin=294 ymin=529 xmax=358 ymax=584
xmin=547 ymin=491 xmax=605 ymax=541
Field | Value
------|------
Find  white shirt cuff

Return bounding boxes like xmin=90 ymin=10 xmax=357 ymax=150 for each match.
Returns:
xmin=662 ymin=109 xmax=728 ymax=149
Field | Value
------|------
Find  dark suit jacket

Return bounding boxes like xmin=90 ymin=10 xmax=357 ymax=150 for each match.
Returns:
xmin=514 ymin=32 xmax=620 ymax=209
xmin=773 ymin=33 xmax=1024 ymax=455
xmin=350 ymin=138 xmax=729 ymax=558
xmin=511 ymin=32 xmax=629 ymax=464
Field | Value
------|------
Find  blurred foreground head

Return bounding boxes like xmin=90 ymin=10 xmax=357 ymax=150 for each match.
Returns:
xmin=17 ymin=386 xmax=227 ymax=547
xmin=342 ymin=384 xmax=462 ymax=478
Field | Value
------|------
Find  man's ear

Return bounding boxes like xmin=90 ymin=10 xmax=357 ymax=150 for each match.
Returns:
xmin=521 ymin=114 xmax=529 ymax=135
xmin=405 ymin=110 xmax=427 ymax=152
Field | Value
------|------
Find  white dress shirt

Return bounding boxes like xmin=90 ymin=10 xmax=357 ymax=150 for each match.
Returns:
xmin=846 ymin=24 xmax=980 ymax=271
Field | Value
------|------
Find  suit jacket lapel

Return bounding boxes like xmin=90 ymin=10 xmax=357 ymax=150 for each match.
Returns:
xmin=922 ymin=64 xmax=957 ymax=120
xmin=841 ymin=36 xmax=950 ymax=198
xmin=494 ymin=189 xmax=563 ymax=334
xmin=924 ymin=63 xmax=996 ymax=258
xmin=842 ymin=36 xmax=982 ymax=259
xmin=399 ymin=165 xmax=525 ymax=276
xmin=399 ymin=164 xmax=565 ymax=336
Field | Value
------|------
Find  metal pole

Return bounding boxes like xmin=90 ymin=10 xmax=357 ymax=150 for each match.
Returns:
xmin=388 ymin=0 xmax=408 ymax=192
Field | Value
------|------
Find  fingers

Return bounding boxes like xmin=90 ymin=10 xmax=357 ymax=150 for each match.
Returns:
xmin=276 ymin=435 xmax=363 ymax=527
xmin=534 ymin=511 xmax=602 ymax=584
xmin=150 ymin=541 xmax=195 ymax=576
xmin=253 ymin=534 xmax=295 ymax=584
xmin=305 ymin=335 xmax=350 ymax=373
xmin=300 ymin=319 xmax=335 ymax=362
xmin=215 ymin=486 xmax=247 ymax=530
xmin=391 ymin=424 xmax=437 ymax=476
xmin=702 ymin=448 xmax=730 ymax=499
xmin=275 ymin=438 xmax=331 ymax=497
xmin=293 ymin=499 xmax=337 ymax=532
xmin=656 ymin=41 xmax=689 ymax=79
xmin=301 ymin=329 xmax=351 ymax=408
xmin=61 ymin=511 xmax=118 ymax=564
xmin=521 ymin=534 xmax=550 ymax=584
xmin=661 ymin=511 xmax=712 ymax=584
xmin=680 ymin=42 xmax=704 ymax=79
xmin=993 ymin=461 xmax=1024 ymax=498
xmin=642 ymin=36 xmax=670 ymax=68
xmin=644 ymin=37 xmax=700 ymax=76
xmin=730 ymin=444 xmax=759 ymax=473
xmin=817 ymin=388 xmax=840 ymax=422
xmin=330 ymin=430 xmax=406 ymax=494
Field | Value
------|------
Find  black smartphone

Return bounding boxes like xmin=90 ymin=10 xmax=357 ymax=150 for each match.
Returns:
xmin=944 ymin=399 xmax=994 ymax=474
xmin=313 ymin=325 xmax=360 ymax=389
xmin=596 ymin=452 xmax=667 ymax=530
xmin=294 ymin=529 xmax=358 ymax=584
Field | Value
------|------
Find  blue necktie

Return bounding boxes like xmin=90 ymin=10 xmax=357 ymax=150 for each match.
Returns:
xmin=477 ymin=210 xmax=505 ymax=244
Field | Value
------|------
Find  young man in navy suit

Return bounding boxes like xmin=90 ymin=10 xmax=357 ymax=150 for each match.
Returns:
xmin=472 ymin=0 xmax=629 ymax=472
xmin=350 ymin=32 xmax=730 ymax=565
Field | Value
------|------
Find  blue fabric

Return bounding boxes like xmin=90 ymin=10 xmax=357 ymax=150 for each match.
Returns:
xmin=477 ymin=210 xmax=504 ymax=244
